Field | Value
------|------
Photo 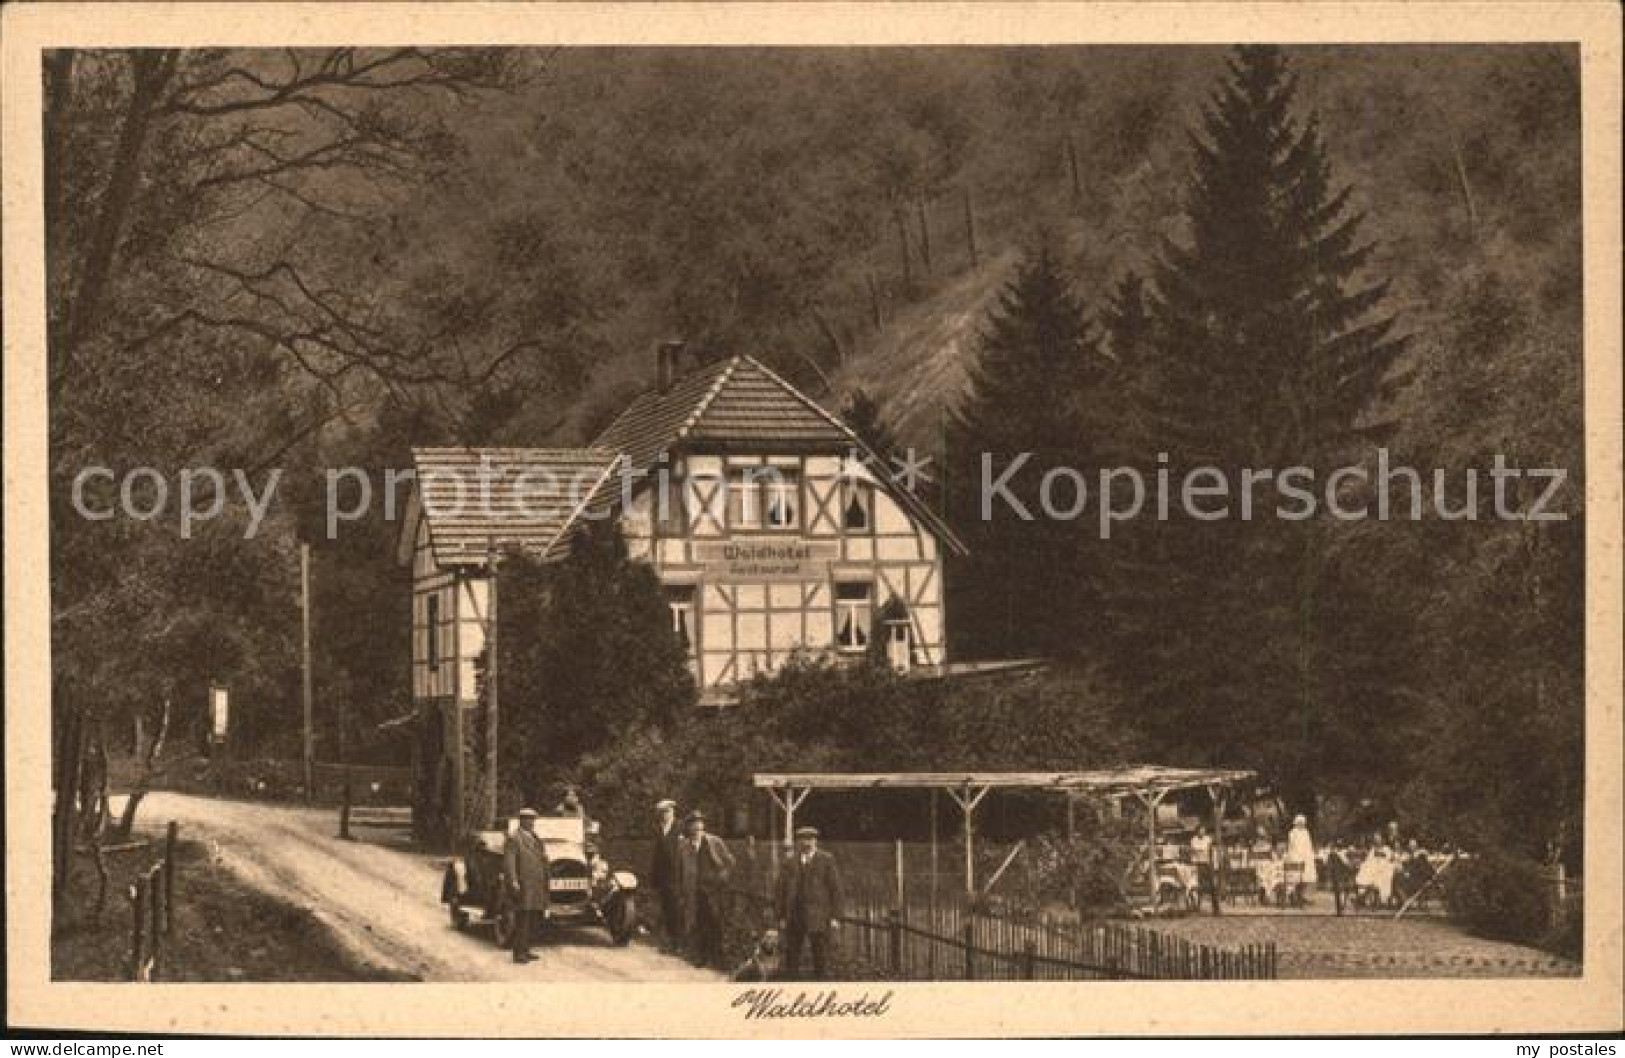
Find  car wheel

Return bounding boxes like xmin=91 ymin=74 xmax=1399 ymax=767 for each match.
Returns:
xmin=609 ymin=894 xmax=637 ymax=946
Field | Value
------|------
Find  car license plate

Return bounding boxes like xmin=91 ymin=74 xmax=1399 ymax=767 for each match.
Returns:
xmin=551 ymin=878 xmax=590 ymax=891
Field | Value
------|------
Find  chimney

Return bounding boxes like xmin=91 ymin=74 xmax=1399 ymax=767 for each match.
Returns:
xmin=656 ymin=339 xmax=686 ymax=394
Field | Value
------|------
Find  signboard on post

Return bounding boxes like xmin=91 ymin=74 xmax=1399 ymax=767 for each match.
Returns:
xmin=209 ymin=683 xmax=229 ymax=743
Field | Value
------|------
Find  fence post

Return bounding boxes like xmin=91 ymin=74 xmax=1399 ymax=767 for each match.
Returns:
xmin=164 ymin=821 xmax=178 ymax=936
xmin=148 ymin=866 xmax=164 ymax=980
xmin=963 ymin=919 xmax=975 ymax=980
xmin=1022 ymin=939 xmax=1036 ymax=980
xmin=128 ymin=879 xmax=147 ymax=981
xmin=887 ymin=908 xmax=903 ymax=977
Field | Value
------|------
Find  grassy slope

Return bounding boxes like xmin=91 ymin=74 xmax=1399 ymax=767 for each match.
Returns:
xmin=51 ymin=828 xmax=414 ymax=982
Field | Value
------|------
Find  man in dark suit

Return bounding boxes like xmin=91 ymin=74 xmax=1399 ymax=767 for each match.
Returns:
xmin=776 ymin=825 xmax=845 ymax=980
xmin=503 ymin=807 xmax=550 ymax=964
xmin=674 ymin=809 xmax=735 ymax=969
xmin=650 ymin=798 xmax=682 ymax=949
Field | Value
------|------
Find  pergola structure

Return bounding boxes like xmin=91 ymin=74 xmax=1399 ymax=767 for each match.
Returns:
xmin=754 ymin=766 xmax=1257 ymax=906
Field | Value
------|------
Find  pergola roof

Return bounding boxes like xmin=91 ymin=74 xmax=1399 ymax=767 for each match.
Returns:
xmin=753 ymin=766 xmax=1256 ymax=796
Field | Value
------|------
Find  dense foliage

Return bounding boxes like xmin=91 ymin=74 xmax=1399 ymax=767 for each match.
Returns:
xmin=490 ymin=523 xmax=695 ymax=811
xmin=1443 ymin=851 xmax=1556 ymax=947
xmin=576 ymin=654 xmax=1140 ymax=840
xmin=937 ymin=46 xmax=1583 ymax=873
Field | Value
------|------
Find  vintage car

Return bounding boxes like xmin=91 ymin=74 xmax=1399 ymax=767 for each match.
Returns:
xmin=441 ymin=814 xmax=639 ymax=946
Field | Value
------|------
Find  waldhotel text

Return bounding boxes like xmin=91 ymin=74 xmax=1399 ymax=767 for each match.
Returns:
xmin=732 ymin=988 xmax=894 ymax=1020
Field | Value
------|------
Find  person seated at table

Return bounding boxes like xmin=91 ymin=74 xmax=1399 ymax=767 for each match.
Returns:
xmin=1395 ymin=840 xmax=1436 ymax=904
xmin=1355 ymin=844 xmax=1396 ymax=907
xmin=1250 ymin=825 xmax=1274 ymax=858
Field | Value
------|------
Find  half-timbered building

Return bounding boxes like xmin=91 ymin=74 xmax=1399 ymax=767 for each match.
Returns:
xmin=398 ymin=348 xmax=965 ymax=839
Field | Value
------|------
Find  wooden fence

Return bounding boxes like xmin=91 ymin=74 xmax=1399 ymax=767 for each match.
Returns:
xmin=726 ymin=838 xmax=1274 ymax=981
xmin=127 ymin=821 xmax=179 ymax=981
xmin=835 ymin=891 xmax=1276 ymax=981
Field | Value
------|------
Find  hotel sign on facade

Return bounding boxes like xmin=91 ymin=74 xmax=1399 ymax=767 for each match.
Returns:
xmin=694 ymin=539 xmax=840 ymax=581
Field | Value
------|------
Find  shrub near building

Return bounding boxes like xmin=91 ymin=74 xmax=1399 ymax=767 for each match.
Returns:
xmin=577 ymin=652 xmax=1143 ymax=842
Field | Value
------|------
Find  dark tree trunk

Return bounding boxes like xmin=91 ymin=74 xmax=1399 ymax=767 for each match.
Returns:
xmin=916 ymin=196 xmax=933 ymax=275
xmin=58 ymin=50 xmax=177 ymax=364
xmin=113 ymin=698 xmax=170 ymax=839
xmin=893 ymin=204 xmax=913 ymax=289
xmin=51 ymin=703 xmax=87 ymax=925
xmin=963 ymin=189 xmax=979 ymax=268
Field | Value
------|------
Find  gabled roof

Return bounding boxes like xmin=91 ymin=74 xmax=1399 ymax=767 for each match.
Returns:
xmin=593 ymin=355 xmax=966 ymax=555
xmin=406 ymin=447 xmax=620 ymax=567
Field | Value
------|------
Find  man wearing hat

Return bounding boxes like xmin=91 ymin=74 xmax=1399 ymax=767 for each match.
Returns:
xmin=503 ymin=808 xmax=550 ymax=964
xmin=650 ymin=798 xmax=683 ymax=949
xmin=776 ymin=825 xmax=845 ymax=980
xmin=674 ymin=809 xmax=736 ymax=968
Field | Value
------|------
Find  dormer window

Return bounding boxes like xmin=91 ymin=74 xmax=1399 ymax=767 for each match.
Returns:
xmin=842 ymin=481 xmax=872 ymax=533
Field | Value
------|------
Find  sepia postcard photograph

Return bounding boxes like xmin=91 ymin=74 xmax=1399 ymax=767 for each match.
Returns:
xmin=3 ymin=0 xmax=1621 ymax=1040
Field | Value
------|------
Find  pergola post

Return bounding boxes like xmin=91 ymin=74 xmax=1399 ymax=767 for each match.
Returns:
xmin=766 ymin=785 xmax=811 ymax=848
xmin=929 ymin=789 xmax=940 ymax=910
xmin=1133 ymin=787 xmax=1171 ymax=905
xmin=1206 ymin=783 xmax=1227 ymax=916
xmin=947 ymin=782 xmax=991 ymax=898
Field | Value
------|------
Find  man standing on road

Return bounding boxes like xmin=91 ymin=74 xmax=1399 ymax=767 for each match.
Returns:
xmin=504 ymin=807 xmax=550 ymax=964
xmin=776 ymin=825 xmax=845 ymax=980
xmin=675 ymin=810 xmax=735 ymax=969
xmin=650 ymin=798 xmax=682 ymax=950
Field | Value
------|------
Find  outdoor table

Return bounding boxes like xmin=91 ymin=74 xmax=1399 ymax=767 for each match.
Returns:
xmin=1156 ymin=860 xmax=1199 ymax=906
xmin=1253 ymin=857 xmax=1283 ymax=900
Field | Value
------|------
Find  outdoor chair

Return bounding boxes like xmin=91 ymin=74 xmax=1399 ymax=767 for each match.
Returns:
xmin=1222 ymin=867 xmax=1258 ymax=906
xmin=1278 ymin=862 xmax=1306 ymax=907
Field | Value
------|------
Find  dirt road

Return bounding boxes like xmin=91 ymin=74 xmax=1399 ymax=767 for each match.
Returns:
xmin=136 ymin=792 xmax=720 ymax=982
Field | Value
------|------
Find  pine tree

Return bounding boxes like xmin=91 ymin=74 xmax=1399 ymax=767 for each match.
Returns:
xmin=946 ymin=244 xmax=1111 ymax=661
xmin=1150 ymin=45 xmax=1404 ymax=470
xmin=1107 ymin=47 xmax=1408 ymax=810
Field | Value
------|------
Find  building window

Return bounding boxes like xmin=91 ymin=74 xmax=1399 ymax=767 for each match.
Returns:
xmin=886 ymin=620 xmax=913 ymax=673
xmin=426 ymin=592 xmax=441 ymax=671
xmin=834 ymin=581 xmax=872 ymax=651
xmin=727 ymin=469 xmax=762 ymax=529
xmin=763 ymin=470 xmax=801 ymax=529
xmin=842 ymin=481 xmax=872 ymax=532
xmin=656 ymin=466 xmax=687 ymax=535
xmin=665 ymin=584 xmax=696 ymax=655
